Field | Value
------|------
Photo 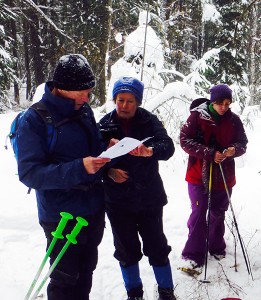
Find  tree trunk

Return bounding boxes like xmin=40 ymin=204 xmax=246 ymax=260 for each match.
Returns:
xmin=248 ymin=3 xmax=260 ymax=106
xmin=22 ymin=18 xmax=32 ymax=101
xmin=96 ymin=0 xmax=112 ymax=105
xmin=28 ymin=7 xmax=45 ymax=87
xmin=8 ymin=0 xmax=20 ymax=104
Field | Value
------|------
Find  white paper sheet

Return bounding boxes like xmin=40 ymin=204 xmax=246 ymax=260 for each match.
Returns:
xmin=99 ymin=136 xmax=153 ymax=159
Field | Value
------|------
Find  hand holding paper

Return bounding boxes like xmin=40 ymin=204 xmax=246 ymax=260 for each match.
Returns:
xmin=99 ymin=136 xmax=153 ymax=159
xmin=129 ymin=144 xmax=153 ymax=157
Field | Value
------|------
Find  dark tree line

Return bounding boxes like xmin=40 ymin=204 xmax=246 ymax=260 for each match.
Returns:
xmin=0 ymin=0 xmax=260 ymax=111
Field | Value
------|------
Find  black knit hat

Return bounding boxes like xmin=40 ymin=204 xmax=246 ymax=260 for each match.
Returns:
xmin=53 ymin=54 xmax=95 ymax=91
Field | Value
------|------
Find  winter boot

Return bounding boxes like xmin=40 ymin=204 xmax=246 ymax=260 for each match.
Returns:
xmin=120 ymin=263 xmax=144 ymax=299
xmin=181 ymin=259 xmax=203 ymax=274
xmin=158 ymin=287 xmax=176 ymax=300
xmin=126 ymin=284 xmax=144 ymax=299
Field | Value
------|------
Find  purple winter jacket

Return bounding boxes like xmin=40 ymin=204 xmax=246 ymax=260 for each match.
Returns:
xmin=180 ymin=101 xmax=248 ymax=191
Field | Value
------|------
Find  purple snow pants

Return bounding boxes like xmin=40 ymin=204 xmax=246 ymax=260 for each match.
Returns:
xmin=182 ymin=183 xmax=231 ymax=266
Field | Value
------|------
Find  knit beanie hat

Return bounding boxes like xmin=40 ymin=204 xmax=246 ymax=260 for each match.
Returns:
xmin=112 ymin=77 xmax=144 ymax=103
xmin=53 ymin=54 xmax=95 ymax=91
xmin=210 ymin=84 xmax=232 ymax=103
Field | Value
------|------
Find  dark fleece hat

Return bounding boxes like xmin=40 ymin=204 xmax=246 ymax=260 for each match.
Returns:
xmin=112 ymin=76 xmax=144 ymax=103
xmin=53 ymin=54 xmax=95 ymax=91
xmin=210 ymin=84 xmax=232 ymax=103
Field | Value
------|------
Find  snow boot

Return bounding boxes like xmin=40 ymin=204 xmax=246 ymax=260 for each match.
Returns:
xmin=157 ymin=287 xmax=176 ymax=300
xmin=126 ymin=284 xmax=144 ymax=299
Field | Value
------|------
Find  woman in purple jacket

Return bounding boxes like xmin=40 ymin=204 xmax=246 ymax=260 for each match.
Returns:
xmin=180 ymin=84 xmax=248 ymax=271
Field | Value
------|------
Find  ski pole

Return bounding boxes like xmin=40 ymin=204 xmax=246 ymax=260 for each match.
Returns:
xmin=219 ymin=163 xmax=253 ymax=280
xmin=201 ymin=161 xmax=213 ymax=283
xmin=30 ymin=216 xmax=88 ymax=300
xmin=24 ymin=212 xmax=73 ymax=300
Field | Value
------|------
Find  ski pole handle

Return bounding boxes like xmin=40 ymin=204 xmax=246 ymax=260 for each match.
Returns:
xmin=30 ymin=216 xmax=88 ymax=300
xmin=24 ymin=212 xmax=73 ymax=300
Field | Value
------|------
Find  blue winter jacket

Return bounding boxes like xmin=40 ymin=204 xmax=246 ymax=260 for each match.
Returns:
xmin=17 ymin=82 xmax=107 ymax=222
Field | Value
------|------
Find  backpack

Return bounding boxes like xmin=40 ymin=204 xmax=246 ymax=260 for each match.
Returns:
xmin=189 ymin=97 xmax=209 ymax=110
xmin=5 ymin=102 xmax=72 ymax=194
xmin=6 ymin=101 xmax=70 ymax=161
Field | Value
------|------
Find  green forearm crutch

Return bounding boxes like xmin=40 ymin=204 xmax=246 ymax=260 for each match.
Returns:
xmin=30 ymin=216 xmax=88 ymax=300
xmin=24 ymin=212 xmax=73 ymax=300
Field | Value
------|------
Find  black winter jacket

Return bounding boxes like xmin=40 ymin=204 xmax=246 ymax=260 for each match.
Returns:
xmin=99 ymin=108 xmax=175 ymax=210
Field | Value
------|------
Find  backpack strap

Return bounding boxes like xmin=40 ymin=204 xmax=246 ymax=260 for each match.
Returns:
xmin=30 ymin=102 xmax=56 ymax=153
xmin=30 ymin=102 xmax=71 ymax=154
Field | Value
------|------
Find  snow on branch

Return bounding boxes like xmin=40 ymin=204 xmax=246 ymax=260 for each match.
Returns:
xmin=23 ymin=0 xmax=74 ymax=42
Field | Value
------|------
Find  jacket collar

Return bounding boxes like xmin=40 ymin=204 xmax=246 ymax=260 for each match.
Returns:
xmin=42 ymin=81 xmax=78 ymax=119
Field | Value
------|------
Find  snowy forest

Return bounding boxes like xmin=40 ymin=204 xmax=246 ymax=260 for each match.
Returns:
xmin=0 ymin=0 xmax=260 ymax=115
xmin=1 ymin=2 xmax=261 ymax=299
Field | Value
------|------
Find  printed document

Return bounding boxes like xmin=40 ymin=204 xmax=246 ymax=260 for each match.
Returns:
xmin=99 ymin=137 xmax=152 ymax=159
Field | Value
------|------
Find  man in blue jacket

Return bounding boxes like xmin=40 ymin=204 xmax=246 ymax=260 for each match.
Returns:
xmin=17 ymin=54 xmax=111 ymax=300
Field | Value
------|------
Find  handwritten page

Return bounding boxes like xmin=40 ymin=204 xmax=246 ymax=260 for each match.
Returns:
xmin=99 ymin=136 xmax=153 ymax=159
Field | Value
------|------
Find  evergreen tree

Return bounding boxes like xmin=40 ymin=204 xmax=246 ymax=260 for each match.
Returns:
xmin=0 ymin=0 xmax=260 ymax=109
xmin=0 ymin=0 xmax=17 ymax=109
xmin=211 ymin=1 xmax=248 ymax=84
xmin=162 ymin=0 xmax=203 ymax=75
xmin=109 ymin=0 xmax=146 ymax=79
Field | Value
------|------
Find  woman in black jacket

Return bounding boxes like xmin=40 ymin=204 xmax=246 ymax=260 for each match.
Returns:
xmin=99 ymin=77 xmax=176 ymax=300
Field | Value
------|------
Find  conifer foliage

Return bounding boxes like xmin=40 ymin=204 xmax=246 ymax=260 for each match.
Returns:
xmin=0 ymin=0 xmax=260 ymax=109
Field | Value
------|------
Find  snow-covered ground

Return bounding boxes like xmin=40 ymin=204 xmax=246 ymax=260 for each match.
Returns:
xmin=1 ymin=5 xmax=261 ymax=299
xmin=1 ymin=109 xmax=261 ymax=300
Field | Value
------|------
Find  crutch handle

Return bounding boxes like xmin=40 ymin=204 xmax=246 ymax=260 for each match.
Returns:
xmin=52 ymin=212 xmax=73 ymax=239
xmin=66 ymin=216 xmax=88 ymax=244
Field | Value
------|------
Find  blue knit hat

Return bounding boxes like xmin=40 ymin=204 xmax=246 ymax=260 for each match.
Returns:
xmin=112 ymin=77 xmax=144 ymax=103
xmin=210 ymin=84 xmax=232 ymax=103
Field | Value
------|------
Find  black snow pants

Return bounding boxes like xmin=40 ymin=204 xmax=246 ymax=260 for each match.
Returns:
xmin=40 ymin=210 xmax=105 ymax=300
